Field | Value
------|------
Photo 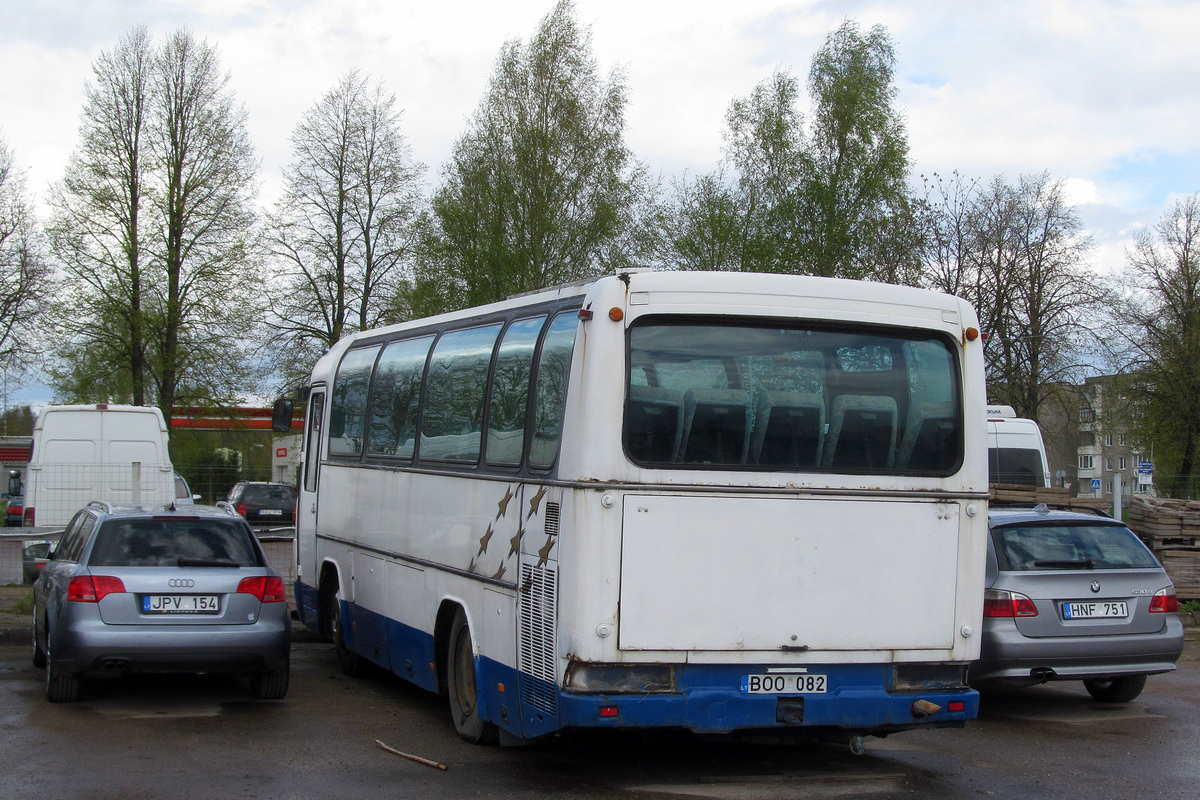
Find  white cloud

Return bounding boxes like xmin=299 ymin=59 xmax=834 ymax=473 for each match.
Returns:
xmin=0 ymin=0 xmax=1196 ymax=264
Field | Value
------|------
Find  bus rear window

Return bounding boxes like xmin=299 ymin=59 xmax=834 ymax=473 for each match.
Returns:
xmin=624 ymin=321 xmax=962 ymax=474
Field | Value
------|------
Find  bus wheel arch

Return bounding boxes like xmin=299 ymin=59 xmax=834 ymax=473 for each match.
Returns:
xmin=438 ymin=602 xmax=498 ymax=744
xmin=319 ymin=562 xmax=367 ymax=678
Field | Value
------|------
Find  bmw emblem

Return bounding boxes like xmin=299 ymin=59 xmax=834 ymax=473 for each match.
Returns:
xmin=1090 ymin=580 xmax=1101 ymax=593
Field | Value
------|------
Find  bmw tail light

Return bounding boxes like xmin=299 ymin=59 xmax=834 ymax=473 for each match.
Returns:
xmin=67 ymin=575 xmax=126 ymax=603
xmin=1149 ymin=587 xmax=1178 ymax=613
xmin=983 ymin=588 xmax=1039 ymax=618
xmin=237 ymin=576 xmax=286 ymax=603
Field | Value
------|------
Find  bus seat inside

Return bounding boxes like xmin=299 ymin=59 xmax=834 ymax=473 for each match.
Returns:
xmin=822 ymin=395 xmax=898 ymax=470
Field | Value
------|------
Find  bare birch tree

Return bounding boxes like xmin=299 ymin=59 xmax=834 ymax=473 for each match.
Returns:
xmin=266 ymin=69 xmax=423 ymax=380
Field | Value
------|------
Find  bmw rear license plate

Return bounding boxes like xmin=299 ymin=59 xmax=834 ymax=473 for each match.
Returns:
xmin=741 ymin=672 xmax=828 ymax=694
xmin=1062 ymin=600 xmax=1128 ymax=619
xmin=143 ymin=595 xmax=220 ymax=614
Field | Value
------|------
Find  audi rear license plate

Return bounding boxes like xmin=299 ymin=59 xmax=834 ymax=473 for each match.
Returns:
xmin=741 ymin=672 xmax=828 ymax=694
xmin=143 ymin=595 xmax=220 ymax=614
xmin=1062 ymin=600 xmax=1129 ymax=619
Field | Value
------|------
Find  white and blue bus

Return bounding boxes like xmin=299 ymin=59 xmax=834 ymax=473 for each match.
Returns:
xmin=275 ymin=270 xmax=989 ymax=747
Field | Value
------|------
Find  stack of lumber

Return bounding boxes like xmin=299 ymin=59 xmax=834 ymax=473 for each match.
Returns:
xmin=1126 ymin=496 xmax=1200 ymax=599
xmin=989 ymin=484 xmax=1108 ymax=511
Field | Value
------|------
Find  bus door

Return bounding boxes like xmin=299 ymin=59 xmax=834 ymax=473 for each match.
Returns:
xmin=297 ymin=385 xmax=326 ymax=625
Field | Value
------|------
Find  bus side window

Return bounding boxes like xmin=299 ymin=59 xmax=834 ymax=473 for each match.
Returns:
xmin=529 ymin=312 xmax=578 ymax=469
xmin=487 ymin=317 xmax=546 ymax=466
xmin=422 ymin=325 xmax=503 ymax=462
xmin=368 ymin=336 xmax=434 ymax=459
xmin=330 ymin=346 xmax=380 ymax=458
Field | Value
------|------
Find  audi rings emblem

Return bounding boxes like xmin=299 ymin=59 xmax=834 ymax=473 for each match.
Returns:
xmin=168 ymin=579 xmax=195 ymax=588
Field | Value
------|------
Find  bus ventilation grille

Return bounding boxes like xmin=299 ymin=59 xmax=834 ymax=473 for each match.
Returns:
xmin=544 ymin=502 xmax=560 ymax=536
xmin=519 ymin=562 xmax=559 ymax=716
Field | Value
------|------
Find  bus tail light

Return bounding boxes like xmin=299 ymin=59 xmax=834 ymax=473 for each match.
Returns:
xmin=68 ymin=575 xmax=125 ymax=603
xmin=1149 ymin=587 xmax=1178 ymax=613
xmin=23 ymin=507 xmax=34 ymax=527
xmin=983 ymin=589 xmax=1038 ymax=618
xmin=238 ymin=576 xmax=287 ymax=603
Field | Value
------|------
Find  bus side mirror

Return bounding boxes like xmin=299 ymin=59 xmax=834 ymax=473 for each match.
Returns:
xmin=271 ymin=399 xmax=294 ymax=433
xmin=7 ymin=471 xmax=20 ymax=497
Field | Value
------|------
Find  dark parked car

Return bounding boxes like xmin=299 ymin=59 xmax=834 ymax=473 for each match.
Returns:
xmin=23 ymin=540 xmax=51 ymax=583
xmin=5 ymin=495 xmax=23 ymax=527
xmin=32 ymin=501 xmax=291 ymax=702
xmin=226 ymin=482 xmax=297 ymax=526
xmin=972 ymin=504 xmax=1184 ymax=702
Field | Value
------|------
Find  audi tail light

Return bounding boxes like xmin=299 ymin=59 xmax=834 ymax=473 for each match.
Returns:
xmin=67 ymin=575 xmax=125 ymax=603
xmin=237 ymin=576 xmax=287 ymax=603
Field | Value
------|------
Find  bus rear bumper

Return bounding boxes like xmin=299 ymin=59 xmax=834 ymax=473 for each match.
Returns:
xmin=557 ymin=676 xmax=978 ymax=734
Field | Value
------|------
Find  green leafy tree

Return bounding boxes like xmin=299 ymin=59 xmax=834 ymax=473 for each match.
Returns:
xmin=665 ymin=22 xmax=919 ymax=280
xmin=422 ymin=0 xmax=648 ymax=310
xmin=47 ymin=27 xmax=260 ymax=425
xmin=45 ymin=26 xmax=154 ymax=403
xmin=804 ymin=20 xmax=914 ymax=280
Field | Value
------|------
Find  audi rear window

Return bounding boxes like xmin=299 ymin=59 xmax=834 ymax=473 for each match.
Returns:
xmin=88 ymin=519 xmax=261 ymax=568
xmin=992 ymin=523 xmax=1160 ymax=571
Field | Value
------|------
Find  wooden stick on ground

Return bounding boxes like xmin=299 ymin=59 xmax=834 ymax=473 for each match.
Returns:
xmin=375 ymin=739 xmax=448 ymax=771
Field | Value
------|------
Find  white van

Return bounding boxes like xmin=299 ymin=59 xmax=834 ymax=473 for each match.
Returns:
xmin=22 ymin=404 xmax=175 ymax=527
xmin=986 ymin=405 xmax=1052 ymax=487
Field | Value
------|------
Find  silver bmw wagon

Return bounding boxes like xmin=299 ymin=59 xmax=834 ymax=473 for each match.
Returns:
xmin=972 ymin=504 xmax=1184 ymax=702
xmin=32 ymin=501 xmax=291 ymax=702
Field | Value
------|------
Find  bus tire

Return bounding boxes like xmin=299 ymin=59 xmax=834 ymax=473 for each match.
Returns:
xmin=447 ymin=607 xmax=498 ymax=744
xmin=326 ymin=583 xmax=367 ymax=678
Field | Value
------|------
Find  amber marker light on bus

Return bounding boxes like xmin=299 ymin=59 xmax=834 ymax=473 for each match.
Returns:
xmin=964 ymin=327 xmax=980 ymax=341
xmin=609 ymin=307 xmax=624 ymax=321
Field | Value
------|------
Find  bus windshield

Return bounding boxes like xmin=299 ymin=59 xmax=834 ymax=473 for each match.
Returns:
xmin=624 ymin=319 xmax=962 ymax=474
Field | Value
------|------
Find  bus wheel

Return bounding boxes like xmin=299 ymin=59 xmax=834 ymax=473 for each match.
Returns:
xmin=326 ymin=584 xmax=367 ymax=678
xmin=447 ymin=607 xmax=498 ymax=744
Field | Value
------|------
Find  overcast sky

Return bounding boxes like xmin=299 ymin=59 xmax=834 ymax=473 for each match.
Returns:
xmin=2 ymin=0 xmax=1199 ymax=404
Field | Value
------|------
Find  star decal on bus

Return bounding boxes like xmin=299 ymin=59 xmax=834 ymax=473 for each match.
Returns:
xmin=509 ymin=527 xmax=524 ymax=559
xmin=537 ymin=536 xmax=555 ymax=568
xmin=528 ymin=484 xmax=548 ymax=518
xmin=478 ymin=524 xmax=494 ymax=556
xmin=491 ymin=563 xmax=507 ymax=581
xmin=496 ymin=486 xmax=514 ymax=519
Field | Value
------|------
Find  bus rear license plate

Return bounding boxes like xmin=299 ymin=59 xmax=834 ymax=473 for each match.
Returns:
xmin=1062 ymin=601 xmax=1128 ymax=619
xmin=143 ymin=595 xmax=220 ymax=614
xmin=741 ymin=674 xmax=827 ymax=694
